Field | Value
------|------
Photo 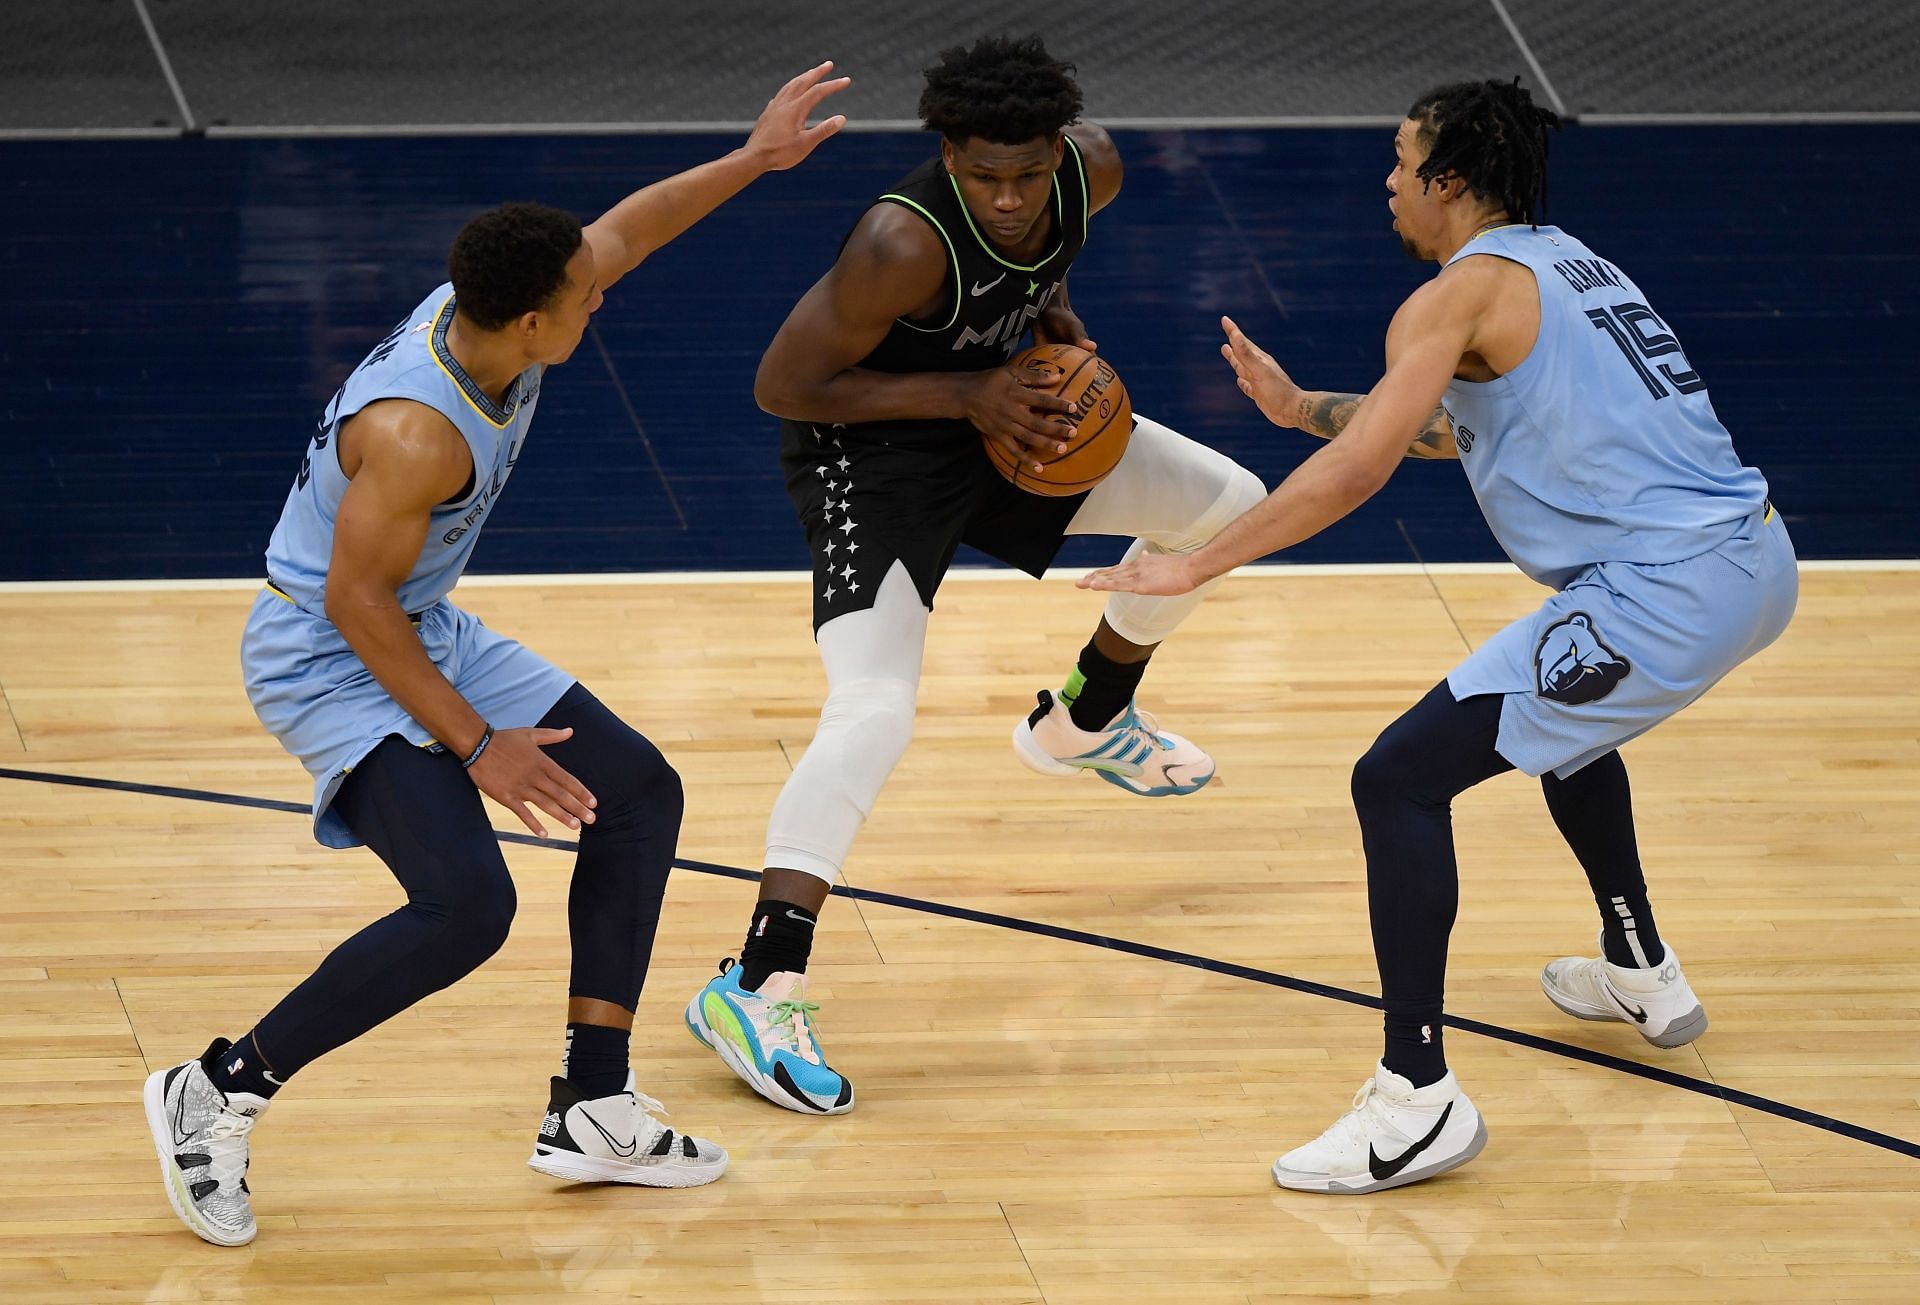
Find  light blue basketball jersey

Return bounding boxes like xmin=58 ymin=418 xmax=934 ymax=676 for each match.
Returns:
xmin=243 ymin=284 xmax=573 ymax=849
xmin=262 ymin=283 xmax=543 ymax=613
xmin=1442 ymin=226 xmax=1768 ymax=590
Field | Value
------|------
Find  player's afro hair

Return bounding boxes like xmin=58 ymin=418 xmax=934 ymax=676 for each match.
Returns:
xmin=447 ymin=202 xmax=583 ymax=331
xmin=918 ymin=35 xmax=1083 ymax=146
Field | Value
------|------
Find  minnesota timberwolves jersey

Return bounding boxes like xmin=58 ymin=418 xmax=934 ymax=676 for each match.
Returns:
xmin=856 ymin=134 xmax=1090 ymax=376
xmin=263 ymin=283 xmax=543 ymax=613
xmin=1442 ymin=226 xmax=1768 ymax=590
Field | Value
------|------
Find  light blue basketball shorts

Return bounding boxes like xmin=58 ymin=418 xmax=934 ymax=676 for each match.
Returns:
xmin=240 ymin=588 xmax=576 ymax=848
xmin=1447 ymin=507 xmax=1798 ymax=779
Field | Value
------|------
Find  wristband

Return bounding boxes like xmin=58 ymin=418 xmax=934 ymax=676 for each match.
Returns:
xmin=460 ymin=725 xmax=494 ymax=770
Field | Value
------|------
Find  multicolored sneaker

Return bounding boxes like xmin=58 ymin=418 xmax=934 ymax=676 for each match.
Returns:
xmin=685 ymin=959 xmax=854 ymax=1115
xmin=527 ymin=1071 xmax=727 ymax=1187
xmin=1272 ymin=1063 xmax=1487 ymax=1195
xmin=1541 ymin=938 xmax=1708 ymax=1049
xmin=142 ymin=1039 xmax=269 ymax=1246
xmin=1012 ymin=689 xmax=1216 ymax=796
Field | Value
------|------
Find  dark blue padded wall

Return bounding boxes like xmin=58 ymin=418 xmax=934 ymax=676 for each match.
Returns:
xmin=2 ymin=124 xmax=1914 ymax=580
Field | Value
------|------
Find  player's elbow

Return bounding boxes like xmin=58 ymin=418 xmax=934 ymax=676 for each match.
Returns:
xmin=1330 ymin=447 xmax=1397 ymax=505
xmin=753 ymin=354 xmax=815 ymax=420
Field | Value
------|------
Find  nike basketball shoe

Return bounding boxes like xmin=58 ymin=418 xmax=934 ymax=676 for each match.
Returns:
xmin=143 ymin=1039 xmax=269 ymax=1246
xmin=685 ymin=959 xmax=853 ymax=1114
xmin=527 ymin=1071 xmax=727 ymax=1186
xmin=1272 ymin=1062 xmax=1487 ymax=1195
xmin=1012 ymin=689 xmax=1215 ymax=796
xmin=1540 ymin=937 xmax=1708 ymax=1048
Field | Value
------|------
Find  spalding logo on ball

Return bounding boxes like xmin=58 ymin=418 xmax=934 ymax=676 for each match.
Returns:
xmin=982 ymin=343 xmax=1133 ymax=497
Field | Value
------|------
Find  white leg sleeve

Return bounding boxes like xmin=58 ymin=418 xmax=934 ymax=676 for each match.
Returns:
xmin=1064 ymin=414 xmax=1267 ymax=646
xmin=763 ymin=560 xmax=927 ymax=884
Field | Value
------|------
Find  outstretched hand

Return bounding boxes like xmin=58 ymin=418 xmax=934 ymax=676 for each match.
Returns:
xmin=745 ymin=61 xmax=852 ymax=171
xmin=1076 ymin=551 xmax=1204 ymax=596
xmin=1220 ymin=315 xmax=1304 ymax=429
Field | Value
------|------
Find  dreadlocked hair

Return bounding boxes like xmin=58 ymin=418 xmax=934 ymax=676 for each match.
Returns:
xmin=1407 ymin=78 xmax=1562 ymax=226
xmin=918 ymin=35 xmax=1083 ymax=145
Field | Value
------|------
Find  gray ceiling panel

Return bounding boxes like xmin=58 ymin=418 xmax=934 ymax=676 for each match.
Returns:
xmin=1 ymin=0 xmax=182 ymax=130
xmin=1507 ymin=0 xmax=1920 ymax=116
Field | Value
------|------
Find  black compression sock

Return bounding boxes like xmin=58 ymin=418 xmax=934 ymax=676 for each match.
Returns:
xmin=205 ymin=1032 xmax=284 ymax=1099
xmin=1382 ymin=1013 xmax=1448 ymax=1089
xmin=738 ymin=899 xmax=818 ymax=991
xmin=563 ymin=1021 xmax=632 ymax=1100
xmin=1062 ymin=638 xmax=1149 ymax=732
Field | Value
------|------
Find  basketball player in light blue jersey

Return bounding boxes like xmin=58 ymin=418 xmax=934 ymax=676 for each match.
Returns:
xmin=1083 ymin=79 xmax=1797 ymax=1193
xmin=140 ymin=64 xmax=849 ymax=1246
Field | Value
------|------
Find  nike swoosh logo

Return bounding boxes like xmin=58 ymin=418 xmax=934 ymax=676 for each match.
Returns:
xmin=1368 ymin=1101 xmax=1453 ymax=1182
xmin=1605 ymin=985 xmax=1649 ymax=1024
xmin=579 ymin=1106 xmax=638 ymax=1158
xmin=172 ymin=1075 xmax=195 ymax=1147
xmin=970 ymin=274 xmax=1007 ymax=296
xmin=785 ymin=910 xmax=813 ymax=924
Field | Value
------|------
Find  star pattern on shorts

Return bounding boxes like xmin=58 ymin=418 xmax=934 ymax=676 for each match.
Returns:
xmin=816 ymin=447 xmax=862 ymax=610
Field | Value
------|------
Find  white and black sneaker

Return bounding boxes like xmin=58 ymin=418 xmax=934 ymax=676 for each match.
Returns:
xmin=142 ymin=1039 xmax=269 ymax=1246
xmin=1272 ymin=1062 xmax=1487 ymax=1195
xmin=1541 ymin=938 xmax=1708 ymax=1049
xmin=527 ymin=1071 xmax=727 ymax=1187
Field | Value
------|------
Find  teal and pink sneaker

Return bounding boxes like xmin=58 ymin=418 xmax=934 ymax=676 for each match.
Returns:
xmin=1012 ymin=689 xmax=1216 ymax=796
xmin=685 ymin=959 xmax=854 ymax=1115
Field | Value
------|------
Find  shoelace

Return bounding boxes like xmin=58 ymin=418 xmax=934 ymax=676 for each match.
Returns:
xmin=1316 ymin=1078 xmax=1404 ymax=1152
xmin=202 ymin=1109 xmax=257 ymax=1192
xmin=627 ymin=1090 xmax=677 ymax=1153
xmin=1115 ymin=708 xmax=1174 ymax=752
xmin=767 ymin=998 xmax=824 ymax=1065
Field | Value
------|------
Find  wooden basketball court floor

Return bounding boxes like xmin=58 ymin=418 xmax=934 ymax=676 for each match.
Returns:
xmin=0 ymin=563 xmax=1914 ymax=1304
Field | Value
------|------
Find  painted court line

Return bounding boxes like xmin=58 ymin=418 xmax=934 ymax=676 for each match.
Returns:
xmin=2 ymin=764 xmax=1914 ymax=1163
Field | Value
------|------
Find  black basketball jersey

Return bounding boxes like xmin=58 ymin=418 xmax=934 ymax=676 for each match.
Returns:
xmin=854 ymin=134 xmax=1091 ymax=375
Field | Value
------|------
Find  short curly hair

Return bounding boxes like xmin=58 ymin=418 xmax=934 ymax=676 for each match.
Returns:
xmin=447 ymin=202 xmax=583 ymax=331
xmin=919 ymin=35 xmax=1083 ymax=146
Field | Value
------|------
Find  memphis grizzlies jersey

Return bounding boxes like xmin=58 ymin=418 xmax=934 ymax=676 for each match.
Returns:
xmin=1442 ymin=226 xmax=1768 ymax=590
xmin=263 ymin=284 xmax=542 ymax=614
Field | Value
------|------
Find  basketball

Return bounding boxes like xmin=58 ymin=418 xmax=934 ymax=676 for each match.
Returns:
xmin=983 ymin=343 xmax=1132 ymax=497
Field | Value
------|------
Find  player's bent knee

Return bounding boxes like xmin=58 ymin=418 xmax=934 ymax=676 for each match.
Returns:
xmin=1177 ymin=465 xmax=1268 ymax=552
xmin=587 ymin=733 xmax=686 ymax=836
xmin=1350 ymin=733 xmax=1421 ymax=816
xmin=821 ymin=677 xmax=916 ymax=773
xmin=1221 ymin=465 xmax=1268 ymax=518
xmin=438 ymin=868 xmax=517 ymax=970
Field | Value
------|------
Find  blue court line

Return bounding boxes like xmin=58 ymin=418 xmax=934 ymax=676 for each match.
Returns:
xmin=4 ymin=763 xmax=1915 ymax=1163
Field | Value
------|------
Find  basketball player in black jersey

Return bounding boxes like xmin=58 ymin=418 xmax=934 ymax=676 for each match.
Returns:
xmin=685 ymin=36 xmax=1267 ymax=1114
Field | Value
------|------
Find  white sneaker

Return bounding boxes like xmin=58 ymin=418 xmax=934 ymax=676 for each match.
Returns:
xmin=1272 ymin=1063 xmax=1487 ymax=1195
xmin=1011 ymin=689 xmax=1215 ymax=796
xmin=1541 ymin=939 xmax=1708 ymax=1048
xmin=528 ymin=1070 xmax=728 ymax=1187
xmin=142 ymin=1040 xmax=269 ymax=1246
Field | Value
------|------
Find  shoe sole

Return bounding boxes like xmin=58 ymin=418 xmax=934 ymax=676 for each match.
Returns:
xmin=142 ymin=1068 xmax=256 ymax=1247
xmin=527 ymin=1147 xmax=727 ymax=1187
xmin=1273 ymin=1115 xmax=1489 ymax=1196
xmin=684 ymin=992 xmax=855 ymax=1116
xmin=1011 ymin=719 xmax=1216 ymax=796
xmin=1540 ymin=974 xmax=1709 ymax=1049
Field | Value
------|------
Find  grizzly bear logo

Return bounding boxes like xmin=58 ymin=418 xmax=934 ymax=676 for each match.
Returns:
xmin=1534 ymin=612 xmax=1631 ymax=704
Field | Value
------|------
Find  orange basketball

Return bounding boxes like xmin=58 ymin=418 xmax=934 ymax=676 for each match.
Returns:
xmin=983 ymin=343 xmax=1132 ymax=497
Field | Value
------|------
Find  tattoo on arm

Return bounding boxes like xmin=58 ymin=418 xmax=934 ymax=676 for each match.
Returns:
xmin=1406 ymin=404 xmax=1457 ymax=460
xmin=1297 ymin=392 xmax=1364 ymax=439
xmin=1297 ymin=393 xmax=1458 ymax=459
